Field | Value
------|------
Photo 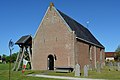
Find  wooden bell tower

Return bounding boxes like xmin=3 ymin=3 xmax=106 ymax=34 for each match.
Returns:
xmin=12 ymin=35 xmax=32 ymax=71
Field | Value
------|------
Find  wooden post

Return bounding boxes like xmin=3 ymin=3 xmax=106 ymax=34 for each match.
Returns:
xmin=28 ymin=46 xmax=32 ymax=69
xmin=16 ymin=47 xmax=25 ymax=71
xmin=12 ymin=51 xmax=20 ymax=71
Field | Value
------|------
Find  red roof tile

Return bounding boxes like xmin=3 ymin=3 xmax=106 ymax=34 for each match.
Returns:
xmin=105 ymin=52 xmax=116 ymax=57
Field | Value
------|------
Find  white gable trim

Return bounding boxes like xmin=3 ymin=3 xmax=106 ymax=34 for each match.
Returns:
xmin=53 ymin=7 xmax=72 ymax=32
xmin=34 ymin=7 xmax=50 ymax=38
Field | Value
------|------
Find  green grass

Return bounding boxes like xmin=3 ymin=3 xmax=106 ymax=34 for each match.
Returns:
xmin=1 ymin=64 xmax=120 ymax=80
xmin=87 ymin=66 xmax=120 ymax=80
xmin=0 ymin=64 xmax=64 ymax=80
xmin=35 ymin=66 xmax=120 ymax=80
xmin=0 ymin=63 xmax=9 ymax=70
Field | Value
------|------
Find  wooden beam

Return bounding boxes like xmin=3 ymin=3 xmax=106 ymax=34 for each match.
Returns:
xmin=16 ymin=47 xmax=25 ymax=71
xmin=12 ymin=51 xmax=20 ymax=71
xmin=28 ymin=46 xmax=32 ymax=69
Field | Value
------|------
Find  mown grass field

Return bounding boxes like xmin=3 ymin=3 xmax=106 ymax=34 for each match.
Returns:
xmin=0 ymin=63 xmax=120 ymax=80
xmin=45 ymin=66 xmax=120 ymax=80
xmin=0 ymin=64 xmax=64 ymax=80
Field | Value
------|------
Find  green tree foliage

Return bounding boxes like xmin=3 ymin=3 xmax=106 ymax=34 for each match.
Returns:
xmin=11 ymin=52 xmax=18 ymax=62
xmin=2 ymin=54 xmax=7 ymax=58
xmin=115 ymin=45 xmax=120 ymax=52
xmin=115 ymin=45 xmax=120 ymax=61
xmin=2 ymin=54 xmax=7 ymax=62
xmin=2 ymin=52 xmax=18 ymax=63
xmin=0 ymin=55 xmax=1 ymax=60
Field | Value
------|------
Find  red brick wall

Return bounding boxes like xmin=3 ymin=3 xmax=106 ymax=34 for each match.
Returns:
xmin=32 ymin=6 xmax=75 ymax=70
xmin=76 ymin=41 xmax=105 ymax=69
xmin=76 ymin=41 xmax=89 ymax=69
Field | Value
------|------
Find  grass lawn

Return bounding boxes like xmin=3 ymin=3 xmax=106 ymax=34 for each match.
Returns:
xmin=0 ymin=64 xmax=64 ymax=80
xmin=38 ymin=67 xmax=120 ymax=80
xmin=88 ymin=68 xmax=120 ymax=80
xmin=0 ymin=64 xmax=120 ymax=80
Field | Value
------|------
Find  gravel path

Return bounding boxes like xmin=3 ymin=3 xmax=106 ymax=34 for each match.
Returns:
xmin=27 ymin=74 xmax=105 ymax=80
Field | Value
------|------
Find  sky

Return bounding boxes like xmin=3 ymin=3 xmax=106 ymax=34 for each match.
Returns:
xmin=0 ymin=0 xmax=120 ymax=55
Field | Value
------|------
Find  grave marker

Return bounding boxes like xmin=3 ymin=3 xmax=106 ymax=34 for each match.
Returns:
xmin=109 ymin=62 xmax=113 ymax=71
xmin=96 ymin=62 xmax=101 ymax=73
xmin=117 ymin=62 xmax=120 ymax=71
xmin=84 ymin=65 xmax=88 ymax=77
xmin=75 ymin=64 xmax=80 ymax=76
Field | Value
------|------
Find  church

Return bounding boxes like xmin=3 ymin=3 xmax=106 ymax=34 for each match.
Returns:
xmin=32 ymin=3 xmax=105 ymax=70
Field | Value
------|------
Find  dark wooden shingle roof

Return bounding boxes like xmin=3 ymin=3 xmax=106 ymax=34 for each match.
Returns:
xmin=57 ymin=9 xmax=104 ymax=48
xmin=16 ymin=35 xmax=32 ymax=46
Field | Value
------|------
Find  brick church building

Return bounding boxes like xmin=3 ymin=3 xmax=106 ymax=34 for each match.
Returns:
xmin=32 ymin=3 xmax=105 ymax=70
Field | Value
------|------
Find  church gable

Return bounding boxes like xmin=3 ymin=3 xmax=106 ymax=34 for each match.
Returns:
xmin=32 ymin=3 xmax=75 ymax=70
xmin=34 ymin=3 xmax=104 ymax=49
xmin=34 ymin=5 xmax=74 ymax=44
xmin=34 ymin=4 xmax=72 ymax=40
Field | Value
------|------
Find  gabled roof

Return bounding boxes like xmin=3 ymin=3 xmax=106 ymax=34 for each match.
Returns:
xmin=16 ymin=35 xmax=32 ymax=45
xmin=105 ymin=52 xmax=116 ymax=58
xmin=57 ymin=9 xmax=104 ymax=48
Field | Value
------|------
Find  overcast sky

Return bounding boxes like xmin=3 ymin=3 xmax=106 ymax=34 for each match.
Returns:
xmin=0 ymin=0 xmax=120 ymax=55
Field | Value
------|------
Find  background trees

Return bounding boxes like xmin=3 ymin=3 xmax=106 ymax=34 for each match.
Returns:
xmin=1 ymin=52 xmax=18 ymax=63
xmin=115 ymin=45 xmax=120 ymax=61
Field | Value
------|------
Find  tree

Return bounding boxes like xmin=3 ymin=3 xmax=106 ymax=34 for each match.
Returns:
xmin=115 ymin=45 xmax=120 ymax=52
xmin=115 ymin=45 xmax=120 ymax=61
xmin=11 ymin=52 xmax=18 ymax=63
xmin=1 ymin=52 xmax=18 ymax=63
xmin=2 ymin=54 xmax=7 ymax=63
xmin=0 ymin=55 xmax=2 ymax=63
xmin=0 ymin=55 xmax=1 ymax=60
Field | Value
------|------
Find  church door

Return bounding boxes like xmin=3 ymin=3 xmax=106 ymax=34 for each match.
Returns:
xmin=48 ymin=55 xmax=54 ymax=70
